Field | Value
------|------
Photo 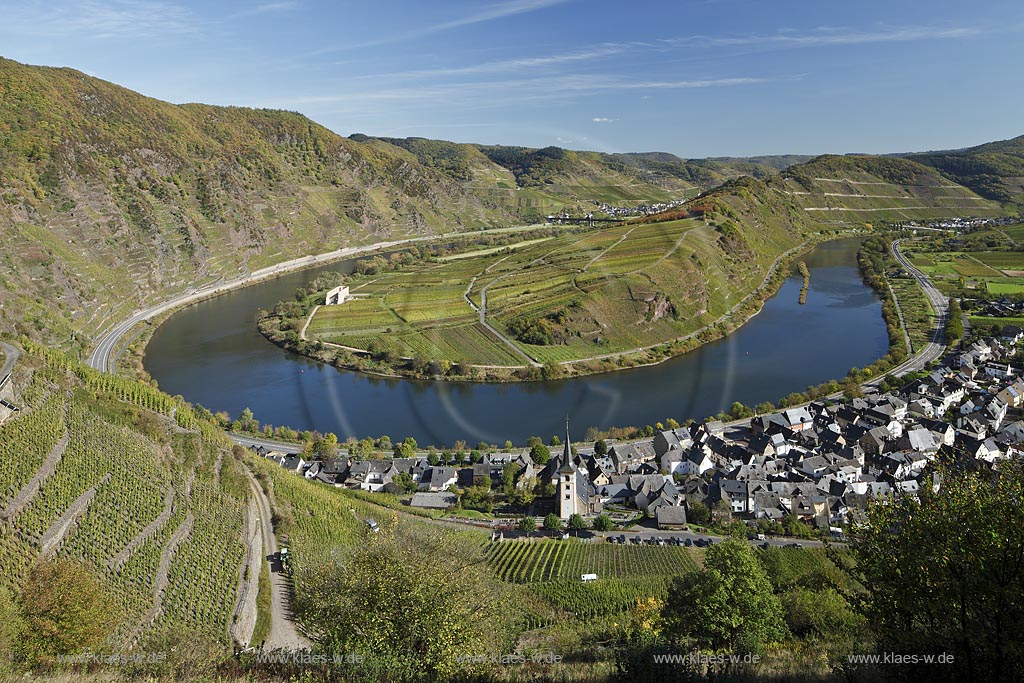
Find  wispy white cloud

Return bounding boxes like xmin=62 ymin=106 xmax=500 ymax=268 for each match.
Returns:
xmin=228 ymin=1 xmax=302 ymax=20
xmin=592 ymin=117 xmax=618 ymax=123
xmin=263 ymin=73 xmax=790 ymax=115
xmin=307 ymin=0 xmax=573 ymax=54
xmin=0 ymin=0 xmax=197 ymax=39
xmin=664 ymin=25 xmax=983 ymax=50
xmin=362 ymin=44 xmax=625 ymax=80
xmin=429 ymin=0 xmax=573 ymax=33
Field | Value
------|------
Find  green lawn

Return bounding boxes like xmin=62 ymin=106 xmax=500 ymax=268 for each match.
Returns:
xmin=986 ymin=281 xmax=1024 ymax=295
xmin=969 ymin=316 xmax=1024 ymax=330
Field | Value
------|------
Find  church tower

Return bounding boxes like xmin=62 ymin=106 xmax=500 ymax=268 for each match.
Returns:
xmin=558 ymin=417 xmax=578 ymax=519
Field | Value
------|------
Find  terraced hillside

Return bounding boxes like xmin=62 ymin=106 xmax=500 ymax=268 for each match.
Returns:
xmin=0 ymin=348 xmax=254 ymax=651
xmin=298 ymin=194 xmax=804 ymax=371
xmin=281 ymin=155 xmax=1005 ymax=378
xmin=0 ymin=57 xmax=694 ymax=352
xmin=777 ymin=155 xmax=1005 ymax=223
xmin=910 ymin=134 xmax=1024 ymax=206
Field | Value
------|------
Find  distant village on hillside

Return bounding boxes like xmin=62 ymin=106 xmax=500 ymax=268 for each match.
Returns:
xmin=251 ymin=327 xmax=1024 ymax=535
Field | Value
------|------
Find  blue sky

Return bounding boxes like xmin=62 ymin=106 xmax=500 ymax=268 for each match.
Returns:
xmin=1 ymin=0 xmax=1022 ymax=157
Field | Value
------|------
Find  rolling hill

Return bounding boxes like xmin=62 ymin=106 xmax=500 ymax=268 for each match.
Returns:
xmin=0 ymin=53 xmax=1014 ymax=362
xmin=0 ymin=57 xmax=695 ymax=352
xmin=909 ymin=134 xmax=1024 ymax=207
xmin=774 ymin=154 xmax=1005 ymax=223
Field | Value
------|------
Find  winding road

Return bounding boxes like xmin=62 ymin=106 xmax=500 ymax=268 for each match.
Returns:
xmin=86 ymin=226 xmax=545 ymax=374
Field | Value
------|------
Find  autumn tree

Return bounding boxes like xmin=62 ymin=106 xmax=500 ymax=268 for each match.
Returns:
xmin=662 ymin=538 xmax=786 ymax=651
xmin=854 ymin=460 xmax=1024 ymax=681
xmin=19 ymin=559 xmax=116 ymax=665
xmin=299 ymin=529 xmax=513 ymax=680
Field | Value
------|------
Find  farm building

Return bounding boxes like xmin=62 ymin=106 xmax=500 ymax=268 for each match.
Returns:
xmin=324 ymin=285 xmax=350 ymax=305
xmin=656 ymin=506 xmax=688 ymax=530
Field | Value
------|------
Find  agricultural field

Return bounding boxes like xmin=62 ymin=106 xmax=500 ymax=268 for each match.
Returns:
xmin=530 ymin=576 xmax=671 ymax=619
xmin=889 ymin=275 xmax=936 ymax=350
xmin=902 ymin=228 xmax=1024 ymax=329
xmin=305 ymin=214 xmax=795 ymax=366
xmin=986 ymin=281 xmax=1024 ymax=295
xmin=485 ymin=539 xmax=702 ymax=583
xmin=969 ymin=316 xmax=1024 ymax=331
xmin=0 ymin=351 xmax=248 ymax=646
xmin=758 ymin=546 xmax=862 ymax=593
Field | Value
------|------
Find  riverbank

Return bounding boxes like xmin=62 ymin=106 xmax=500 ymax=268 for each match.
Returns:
xmin=142 ymin=235 xmax=891 ymax=445
xmin=258 ymin=232 xmax=852 ymax=383
xmin=89 ymin=224 xmax=551 ymax=375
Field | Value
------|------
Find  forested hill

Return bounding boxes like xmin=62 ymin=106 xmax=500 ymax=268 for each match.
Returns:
xmin=769 ymin=154 xmax=1005 ymax=224
xmin=0 ymin=54 xmax=1014 ymax=353
xmin=373 ymin=137 xmax=797 ymax=194
xmin=909 ymin=134 xmax=1024 ymax=207
xmin=0 ymin=57 xmax=691 ymax=350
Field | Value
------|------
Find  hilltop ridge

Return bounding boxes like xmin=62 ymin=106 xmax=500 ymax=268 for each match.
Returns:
xmin=0 ymin=55 xmax=1014 ymax=357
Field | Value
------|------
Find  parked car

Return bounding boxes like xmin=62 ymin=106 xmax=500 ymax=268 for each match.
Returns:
xmin=755 ymin=533 xmax=767 ymax=541
xmin=683 ymin=538 xmax=693 ymax=547
xmin=786 ymin=542 xmax=801 ymax=548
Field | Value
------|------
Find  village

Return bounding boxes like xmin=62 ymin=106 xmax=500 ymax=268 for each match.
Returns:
xmin=250 ymin=325 xmax=1024 ymax=541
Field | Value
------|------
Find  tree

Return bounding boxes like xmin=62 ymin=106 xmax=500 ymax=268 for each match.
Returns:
xmin=946 ymin=298 xmax=964 ymax=342
xmin=19 ymin=559 xmax=116 ymax=665
xmin=300 ymin=529 xmax=513 ymax=680
xmin=392 ymin=472 xmax=417 ymax=494
xmin=543 ymin=513 xmax=563 ymax=533
xmin=459 ymin=485 xmax=494 ymax=513
xmin=530 ymin=443 xmax=551 ymax=466
xmin=567 ymin=513 xmax=586 ymax=534
xmin=394 ymin=436 xmax=418 ymax=458
xmin=687 ymin=501 xmax=710 ymax=526
xmin=501 ymin=462 xmax=522 ymax=496
xmin=781 ymin=586 xmax=863 ymax=640
xmin=518 ymin=516 xmax=536 ymax=534
xmin=854 ymin=460 xmax=1024 ymax=681
xmin=509 ymin=478 xmax=536 ymax=507
xmin=662 ymin=539 xmax=786 ymax=652
xmin=312 ymin=432 xmax=338 ymax=459
xmin=594 ymin=439 xmax=608 ymax=456
xmin=592 ymin=514 xmax=614 ymax=532
xmin=238 ymin=407 xmax=259 ymax=433
xmin=728 ymin=402 xmax=754 ymax=420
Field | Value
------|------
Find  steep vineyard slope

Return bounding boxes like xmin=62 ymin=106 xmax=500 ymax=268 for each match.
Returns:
xmin=776 ymin=155 xmax=1005 ymax=223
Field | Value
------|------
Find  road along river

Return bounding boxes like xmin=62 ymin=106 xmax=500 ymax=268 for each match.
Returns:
xmin=143 ymin=238 xmax=888 ymax=446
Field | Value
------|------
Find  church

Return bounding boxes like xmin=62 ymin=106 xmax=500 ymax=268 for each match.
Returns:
xmin=544 ymin=419 xmax=603 ymax=519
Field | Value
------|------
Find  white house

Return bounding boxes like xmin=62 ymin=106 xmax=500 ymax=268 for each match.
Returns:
xmin=324 ymin=285 xmax=350 ymax=306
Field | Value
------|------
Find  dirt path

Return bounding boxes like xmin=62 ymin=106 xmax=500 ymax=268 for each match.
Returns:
xmin=244 ymin=468 xmax=310 ymax=650
xmin=38 ymin=473 xmax=110 ymax=557
xmin=107 ymin=487 xmax=175 ymax=571
xmin=2 ymin=432 xmax=69 ymax=520
xmin=230 ymin=497 xmax=262 ymax=647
